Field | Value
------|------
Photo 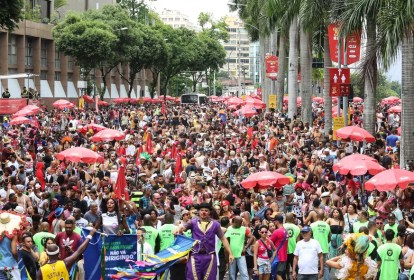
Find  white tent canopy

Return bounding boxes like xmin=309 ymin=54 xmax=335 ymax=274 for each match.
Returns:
xmin=0 ymin=73 xmax=38 ymax=80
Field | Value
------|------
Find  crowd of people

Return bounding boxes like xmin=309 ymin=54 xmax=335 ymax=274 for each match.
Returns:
xmin=0 ymin=95 xmax=410 ymax=280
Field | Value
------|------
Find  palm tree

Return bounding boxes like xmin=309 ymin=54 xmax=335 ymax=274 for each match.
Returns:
xmin=338 ymin=0 xmax=383 ymax=135
xmin=375 ymin=0 xmax=414 ymax=167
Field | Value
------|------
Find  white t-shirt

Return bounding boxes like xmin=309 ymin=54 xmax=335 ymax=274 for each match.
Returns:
xmin=137 ymin=241 xmax=153 ymax=261
xmin=294 ymin=238 xmax=322 ymax=275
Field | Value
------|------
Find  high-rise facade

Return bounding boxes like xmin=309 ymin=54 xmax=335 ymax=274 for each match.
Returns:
xmin=159 ymin=9 xmax=198 ymax=31
xmin=222 ymin=16 xmax=251 ymax=94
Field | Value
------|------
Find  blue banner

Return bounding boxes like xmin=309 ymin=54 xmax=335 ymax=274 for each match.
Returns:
xmin=104 ymin=234 xmax=138 ymax=279
xmin=81 ymin=228 xmax=103 ymax=280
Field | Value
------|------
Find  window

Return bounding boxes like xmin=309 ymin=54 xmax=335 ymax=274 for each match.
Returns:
xmin=41 ymin=40 xmax=47 ymax=67
xmin=40 ymin=71 xmax=47 ymax=80
xmin=175 ymin=17 xmax=180 ymax=21
xmin=25 ymin=38 xmax=33 ymax=66
xmin=8 ymin=34 xmax=17 ymax=65
xmin=55 ymin=48 xmax=61 ymax=69
xmin=54 ymin=71 xmax=61 ymax=81
xmin=67 ymin=73 xmax=73 ymax=81
xmin=67 ymin=56 xmax=73 ymax=70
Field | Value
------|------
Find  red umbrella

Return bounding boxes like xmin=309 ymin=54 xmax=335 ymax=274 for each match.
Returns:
xmin=312 ymin=97 xmax=324 ymax=103
xmin=353 ymin=97 xmax=363 ymax=103
xmin=10 ymin=116 xmax=30 ymax=125
xmin=241 ymin=171 xmax=290 ymax=189
xmin=13 ymin=105 xmax=42 ymax=117
xmin=227 ymin=97 xmax=244 ymax=106
xmin=56 ymin=147 xmax=104 ymax=164
xmin=91 ymin=129 xmax=125 ymax=142
xmin=365 ymin=169 xmax=414 ymax=191
xmin=333 ymin=155 xmax=385 ymax=176
xmin=113 ymin=98 xmax=129 ymax=104
xmin=382 ymin=96 xmax=400 ymax=105
xmin=335 ymin=126 xmax=376 ymax=143
xmin=78 ymin=123 xmax=107 ymax=134
xmin=227 ymin=104 xmax=238 ymax=110
xmin=53 ymin=99 xmax=75 ymax=109
xmin=332 ymin=106 xmax=355 ymax=117
xmin=98 ymin=101 xmax=109 ymax=106
xmin=244 ymin=96 xmax=266 ymax=109
xmin=233 ymin=105 xmax=258 ymax=117
xmin=387 ymin=105 xmax=401 ymax=113
xmin=82 ymin=95 xmax=94 ymax=104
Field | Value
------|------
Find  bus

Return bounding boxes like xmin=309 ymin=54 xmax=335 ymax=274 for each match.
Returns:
xmin=180 ymin=93 xmax=208 ymax=105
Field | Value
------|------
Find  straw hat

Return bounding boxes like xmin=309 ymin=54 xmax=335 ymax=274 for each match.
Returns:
xmin=0 ymin=212 xmax=25 ymax=238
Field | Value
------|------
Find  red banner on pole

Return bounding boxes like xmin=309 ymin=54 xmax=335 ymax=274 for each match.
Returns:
xmin=328 ymin=23 xmax=361 ymax=65
xmin=265 ymin=54 xmax=278 ymax=80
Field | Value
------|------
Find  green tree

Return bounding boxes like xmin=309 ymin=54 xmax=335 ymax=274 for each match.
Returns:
xmin=53 ymin=13 xmax=117 ymax=77
xmin=117 ymin=24 xmax=167 ymax=98
xmin=158 ymin=26 xmax=198 ymax=96
xmin=0 ymin=0 xmax=24 ymax=31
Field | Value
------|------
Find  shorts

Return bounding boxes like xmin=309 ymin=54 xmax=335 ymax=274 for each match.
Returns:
xmin=277 ymin=261 xmax=287 ymax=275
xmin=257 ymin=258 xmax=271 ymax=275
xmin=245 ymin=255 xmax=254 ymax=269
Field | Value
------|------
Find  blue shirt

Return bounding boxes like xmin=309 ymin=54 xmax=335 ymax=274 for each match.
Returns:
xmin=386 ymin=134 xmax=399 ymax=147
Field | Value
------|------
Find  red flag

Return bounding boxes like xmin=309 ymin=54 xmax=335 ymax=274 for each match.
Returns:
xmin=95 ymin=95 xmax=99 ymax=113
xmin=171 ymin=142 xmax=177 ymax=159
xmin=30 ymin=115 xmax=40 ymax=128
xmin=174 ymin=153 xmax=184 ymax=183
xmin=247 ymin=127 xmax=254 ymax=138
xmin=161 ymin=101 xmax=165 ymax=115
xmin=146 ymin=132 xmax=153 ymax=154
xmin=135 ymin=145 xmax=143 ymax=166
xmin=114 ymin=157 xmax=129 ymax=200
xmin=36 ymin=161 xmax=45 ymax=191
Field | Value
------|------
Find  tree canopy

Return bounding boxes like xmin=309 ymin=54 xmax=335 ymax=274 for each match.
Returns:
xmin=0 ymin=0 xmax=24 ymax=31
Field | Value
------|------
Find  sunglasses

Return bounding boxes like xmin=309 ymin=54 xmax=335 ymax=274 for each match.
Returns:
xmin=260 ymin=231 xmax=268 ymax=234
xmin=376 ymin=222 xmax=383 ymax=225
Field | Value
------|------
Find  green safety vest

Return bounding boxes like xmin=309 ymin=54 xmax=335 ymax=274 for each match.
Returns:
xmin=384 ymin=223 xmax=399 ymax=239
xmin=225 ymin=226 xmax=246 ymax=258
xmin=159 ymin=224 xmax=177 ymax=251
xmin=33 ymin=232 xmax=56 ymax=253
xmin=130 ymin=191 xmax=144 ymax=204
xmin=142 ymin=226 xmax=158 ymax=252
xmin=367 ymin=242 xmax=375 ymax=257
xmin=310 ymin=220 xmax=331 ymax=254
xmin=410 ymin=263 xmax=414 ymax=279
xmin=284 ymin=223 xmax=300 ymax=254
xmin=377 ymin=242 xmax=402 ymax=280
xmin=352 ymin=221 xmax=369 ymax=234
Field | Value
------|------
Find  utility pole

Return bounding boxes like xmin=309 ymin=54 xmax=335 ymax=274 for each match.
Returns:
xmin=237 ymin=26 xmax=241 ymax=97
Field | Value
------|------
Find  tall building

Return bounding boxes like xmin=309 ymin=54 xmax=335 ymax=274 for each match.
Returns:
xmin=0 ymin=0 xmax=153 ymax=103
xmin=159 ymin=9 xmax=198 ymax=31
xmin=222 ymin=16 xmax=251 ymax=94
xmin=249 ymin=41 xmax=261 ymax=86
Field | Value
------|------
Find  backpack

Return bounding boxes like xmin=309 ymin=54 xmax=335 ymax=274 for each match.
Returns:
xmin=230 ymin=160 xmax=239 ymax=175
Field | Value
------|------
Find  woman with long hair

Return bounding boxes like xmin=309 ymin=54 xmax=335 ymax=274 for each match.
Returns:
xmin=326 ymin=208 xmax=345 ymax=257
xmin=95 ymin=198 xmax=130 ymax=235
xmin=343 ymin=203 xmax=358 ymax=234
xmin=253 ymin=225 xmax=277 ymax=280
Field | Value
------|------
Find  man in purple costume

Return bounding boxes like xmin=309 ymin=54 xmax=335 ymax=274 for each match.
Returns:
xmin=176 ymin=202 xmax=234 ymax=280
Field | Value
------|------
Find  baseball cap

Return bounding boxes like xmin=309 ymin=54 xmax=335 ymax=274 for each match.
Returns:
xmin=301 ymin=226 xmax=312 ymax=232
